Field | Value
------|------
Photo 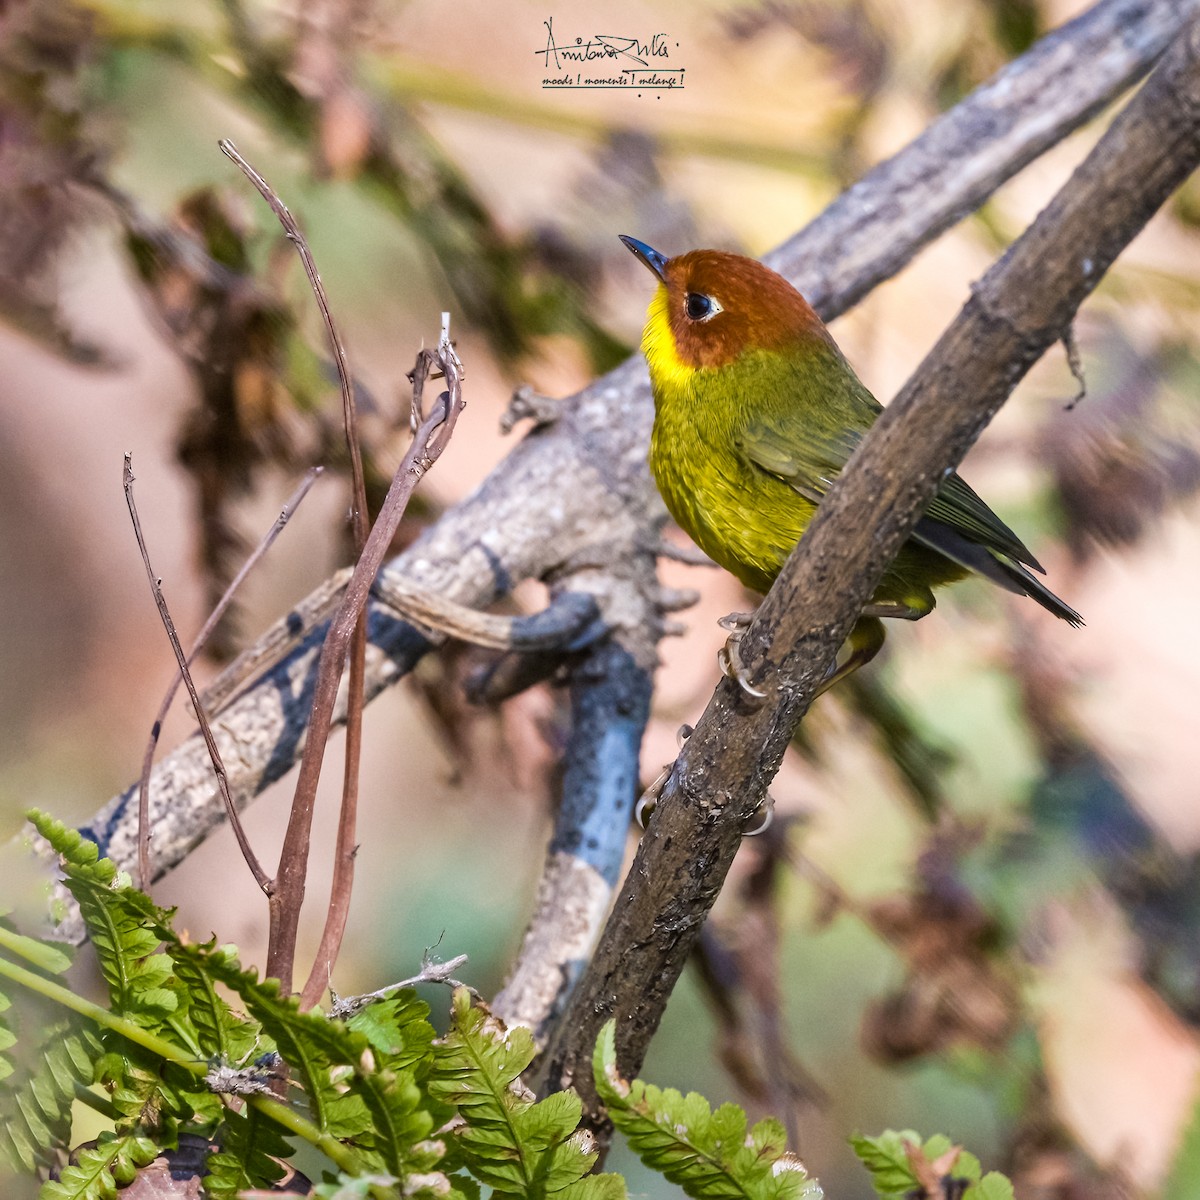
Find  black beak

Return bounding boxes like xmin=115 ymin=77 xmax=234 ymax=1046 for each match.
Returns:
xmin=619 ymin=234 xmax=669 ymax=283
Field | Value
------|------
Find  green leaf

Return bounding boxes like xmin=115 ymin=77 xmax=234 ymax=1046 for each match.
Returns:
xmin=593 ymin=1021 xmax=820 ymax=1200
xmin=967 ymin=1173 xmax=1016 ymax=1199
xmin=170 ymin=942 xmax=259 ymax=1064
xmin=0 ymin=1018 xmax=102 ymax=1174
xmin=850 ymin=1130 xmax=1000 ymax=1200
xmin=311 ymin=1174 xmax=398 ymax=1199
xmin=27 ymin=813 xmax=186 ymax=1035
xmin=352 ymin=1064 xmax=436 ymax=1177
xmin=555 ymin=1177 xmax=629 ymax=1200
xmin=848 ymin=1130 xmax=923 ymax=1195
xmin=434 ymin=989 xmax=621 ymax=1198
xmin=347 ymin=989 xmax=436 ymax=1074
xmin=39 ymin=1132 xmax=158 ymax=1200
xmin=0 ymin=924 xmax=73 ymax=976
xmin=204 ymin=1104 xmax=292 ymax=1199
xmin=192 ymin=945 xmax=370 ymax=1140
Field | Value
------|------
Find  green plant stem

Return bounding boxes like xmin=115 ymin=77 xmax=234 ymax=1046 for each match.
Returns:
xmin=73 ymin=1080 xmax=124 ymax=1123
xmin=0 ymin=953 xmax=360 ymax=1174
xmin=0 ymin=923 xmax=72 ymax=973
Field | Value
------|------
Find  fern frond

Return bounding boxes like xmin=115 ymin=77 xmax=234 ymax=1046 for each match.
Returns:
xmin=38 ymin=1131 xmax=158 ymax=1200
xmin=204 ymin=1103 xmax=292 ymax=1198
xmin=593 ymin=1022 xmax=821 ymax=1200
xmin=849 ymin=1131 xmax=1012 ymax=1199
xmin=346 ymin=989 xmax=436 ymax=1075
xmin=27 ymin=813 xmax=183 ymax=1033
xmin=169 ymin=942 xmax=259 ymax=1064
xmin=312 ymin=1174 xmax=398 ymax=1199
xmin=432 ymin=989 xmax=624 ymax=1199
xmin=0 ymin=989 xmax=14 ymax=1083
xmin=353 ymin=1063 xmax=441 ymax=1176
xmin=0 ymin=1018 xmax=102 ymax=1175
xmin=193 ymin=946 xmax=370 ymax=1139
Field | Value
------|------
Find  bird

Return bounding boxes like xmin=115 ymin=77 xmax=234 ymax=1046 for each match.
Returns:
xmin=619 ymin=234 xmax=1082 ymax=697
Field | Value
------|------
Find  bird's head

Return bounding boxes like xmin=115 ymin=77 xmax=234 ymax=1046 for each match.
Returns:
xmin=619 ymin=235 xmax=834 ymax=382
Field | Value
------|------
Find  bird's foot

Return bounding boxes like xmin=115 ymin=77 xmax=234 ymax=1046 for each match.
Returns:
xmin=716 ymin=610 xmax=754 ymax=635
xmin=635 ymin=725 xmax=694 ymax=828
xmin=634 ymin=766 xmax=669 ymax=829
xmin=717 ymin=611 xmax=767 ymax=704
xmin=744 ymin=792 xmax=774 ymax=836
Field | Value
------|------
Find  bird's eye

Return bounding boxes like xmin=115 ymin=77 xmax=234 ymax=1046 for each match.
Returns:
xmin=685 ymin=292 xmax=721 ymax=321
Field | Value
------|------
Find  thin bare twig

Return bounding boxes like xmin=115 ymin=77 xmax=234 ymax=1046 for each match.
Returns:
xmin=267 ymin=320 xmax=465 ymax=995
xmin=124 ymin=455 xmax=271 ymax=892
xmin=300 ymin=320 xmax=470 ymax=1011
xmin=327 ymin=951 xmax=475 ymax=1019
xmin=218 ymin=139 xmax=369 ymax=548
xmin=135 ymin=468 xmax=322 ymax=891
xmin=221 ymin=139 xmax=378 ymax=1006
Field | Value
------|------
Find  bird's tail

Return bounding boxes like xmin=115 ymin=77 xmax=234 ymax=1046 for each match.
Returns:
xmin=991 ymin=556 xmax=1084 ymax=627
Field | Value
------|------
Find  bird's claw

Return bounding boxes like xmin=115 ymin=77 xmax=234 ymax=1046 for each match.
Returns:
xmin=743 ymin=793 xmax=775 ymax=836
xmin=717 ymin=610 xmax=754 ymax=635
xmin=717 ymin=617 xmax=768 ymax=704
xmin=635 ymin=766 xmax=670 ymax=829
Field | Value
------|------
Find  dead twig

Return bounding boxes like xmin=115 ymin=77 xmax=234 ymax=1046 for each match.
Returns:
xmin=221 ymin=139 xmax=378 ymax=1006
xmin=136 ymin=467 xmax=321 ymax=891
xmin=124 ymin=455 xmax=271 ymax=892
xmin=267 ymin=319 xmax=465 ymax=996
xmin=328 ymin=950 xmax=476 ymax=1019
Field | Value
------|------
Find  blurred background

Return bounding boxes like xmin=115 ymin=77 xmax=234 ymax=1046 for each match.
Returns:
xmin=3 ymin=0 xmax=1200 ymax=1195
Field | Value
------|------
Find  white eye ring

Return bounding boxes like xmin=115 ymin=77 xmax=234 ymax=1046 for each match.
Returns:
xmin=684 ymin=292 xmax=723 ymax=321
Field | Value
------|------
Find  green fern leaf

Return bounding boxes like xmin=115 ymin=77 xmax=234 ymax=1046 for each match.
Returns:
xmin=351 ymin=1064 xmax=439 ymax=1177
xmin=849 ymin=1130 xmax=997 ymax=1199
xmin=38 ymin=1131 xmax=157 ymax=1200
xmin=593 ymin=1022 xmax=821 ymax=1200
xmin=554 ymin=1176 xmax=629 ymax=1200
xmin=27 ymin=813 xmax=184 ymax=1034
xmin=0 ymin=990 xmax=15 ymax=1082
xmin=204 ymin=1103 xmax=292 ymax=1198
xmin=848 ymin=1130 xmax=924 ymax=1196
xmin=193 ymin=946 xmax=369 ymax=1139
xmin=170 ymin=942 xmax=259 ymax=1064
xmin=0 ymin=1018 xmax=102 ymax=1174
xmin=312 ymin=1174 xmax=398 ymax=1199
xmin=346 ymin=989 xmax=436 ymax=1075
xmin=968 ymin=1174 xmax=1015 ymax=1199
xmin=433 ymin=990 xmax=622 ymax=1198
xmin=0 ymin=920 xmax=73 ymax=976
xmin=447 ymin=1171 xmax=482 ymax=1200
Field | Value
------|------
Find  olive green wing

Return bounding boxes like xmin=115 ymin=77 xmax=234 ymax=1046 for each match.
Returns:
xmin=737 ymin=415 xmax=1046 ymax=575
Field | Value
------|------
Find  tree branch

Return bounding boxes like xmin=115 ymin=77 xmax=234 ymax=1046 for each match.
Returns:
xmin=535 ymin=13 xmax=1200 ymax=1118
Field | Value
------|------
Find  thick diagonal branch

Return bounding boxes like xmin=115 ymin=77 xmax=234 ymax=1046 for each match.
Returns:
xmin=537 ymin=13 xmax=1200 ymax=1116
